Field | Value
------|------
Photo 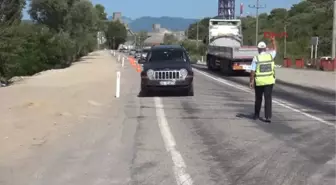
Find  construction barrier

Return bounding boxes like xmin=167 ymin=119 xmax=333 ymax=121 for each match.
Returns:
xmin=324 ymin=60 xmax=334 ymax=71
xmin=283 ymin=58 xmax=292 ymax=67
xmin=320 ymin=58 xmax=328 ymax=70
xmin=136 ymin=64 xmax=142 ymax=72
xmin=295 ymin=58 xmax=304 ymax=68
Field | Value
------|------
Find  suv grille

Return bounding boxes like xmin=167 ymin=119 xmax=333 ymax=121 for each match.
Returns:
xmin=154 ymin=70 xmax=180 ymax=80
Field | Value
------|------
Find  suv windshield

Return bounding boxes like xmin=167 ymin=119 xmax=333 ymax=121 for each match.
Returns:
xmin=149 ymin=49 xmax=186 ymax=62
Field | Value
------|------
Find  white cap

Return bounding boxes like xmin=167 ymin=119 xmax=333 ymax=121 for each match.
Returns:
xmin=257 ymin=41 xmax=267 ymax=49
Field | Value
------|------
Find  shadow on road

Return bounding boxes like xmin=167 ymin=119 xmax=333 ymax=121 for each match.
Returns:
xmin=137 ymin=90 xmax=190 ymax=98
xmin=236 ymin=113 xmax=255 ymax=120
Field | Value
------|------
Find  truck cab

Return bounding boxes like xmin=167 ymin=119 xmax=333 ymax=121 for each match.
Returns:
xmin=206 ymin=18 xmax=259 ymax=75
xmin=208 ymin=18 xmax=242 ymax=45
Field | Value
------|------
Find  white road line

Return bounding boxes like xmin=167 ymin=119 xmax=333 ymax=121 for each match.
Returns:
xmin=193 ymin=68 xmax=335 ymax=127
xmin=154 ymin=97 xmax=194 ymax=185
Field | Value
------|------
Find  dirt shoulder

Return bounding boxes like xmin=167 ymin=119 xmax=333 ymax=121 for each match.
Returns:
xmin=0 ymin=50 xmax=118 ymax=161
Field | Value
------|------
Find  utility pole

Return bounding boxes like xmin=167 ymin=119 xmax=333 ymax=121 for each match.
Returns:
xmin=196 ymin=21 xmax=199 ymax=49
xmin=138 ymin=35 xmax=141 ymax=49
xmin=284 ymin=24 xmax=287 ymax=57
xmin=249 ymin=0 xmax=266 ymax=45
xmin=332 ymin=0 xmax=336 ymax=59
xmin=97 ymin=32 xmax=99 ymax=50
xmin=113 ymin=36 xmax=115 ymax=50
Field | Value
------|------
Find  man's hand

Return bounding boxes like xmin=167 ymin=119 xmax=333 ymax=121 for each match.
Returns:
xmin=249 ymin=82 xmax=254 ymax=89
xmin=249 ymin=71 xmax=255 ymax=89
xmin=271 ymin=36 xmax=275 ymax=42
xmin=270 ymin=36 xmax=277 ymax=51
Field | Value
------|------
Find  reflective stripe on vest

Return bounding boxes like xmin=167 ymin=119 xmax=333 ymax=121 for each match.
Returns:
xmin=255 ymin=53 xmax=275 ymax=86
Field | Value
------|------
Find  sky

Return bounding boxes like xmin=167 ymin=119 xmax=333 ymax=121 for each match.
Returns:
xmin=23 ymin=0 xmax=302 ymax=20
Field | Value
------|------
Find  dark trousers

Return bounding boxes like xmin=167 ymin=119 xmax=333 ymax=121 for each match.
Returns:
xmin=254 ymin=84 xmax=273 ymax=119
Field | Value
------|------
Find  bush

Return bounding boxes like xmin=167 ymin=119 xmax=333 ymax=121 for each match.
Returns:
xmin=0 ymin=1 xmax=113 ymax=84
xmin=0 ymin=23 xmax=91 ymax=82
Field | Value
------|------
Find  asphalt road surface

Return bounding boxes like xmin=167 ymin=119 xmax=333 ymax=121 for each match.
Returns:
xmin=1 ymin=54 xmax=335 ymax=185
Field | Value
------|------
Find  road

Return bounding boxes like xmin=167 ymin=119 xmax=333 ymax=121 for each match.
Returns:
xmin=0 ymin=51 xmax=335 ymax=185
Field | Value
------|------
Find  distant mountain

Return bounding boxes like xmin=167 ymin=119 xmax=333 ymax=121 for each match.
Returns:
xmin=128 ymin=16 xmax=198 ymax=32
xmin=121 ymin=16 xmax=133 ymax=24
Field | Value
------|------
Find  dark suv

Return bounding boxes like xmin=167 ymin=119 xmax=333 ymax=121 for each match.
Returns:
xmin=138 ymin=45 xmax=194 ymax=96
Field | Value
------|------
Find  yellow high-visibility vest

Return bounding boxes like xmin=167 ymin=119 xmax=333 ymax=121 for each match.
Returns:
xmin=255 ymin=53 xmax=275 ymax=86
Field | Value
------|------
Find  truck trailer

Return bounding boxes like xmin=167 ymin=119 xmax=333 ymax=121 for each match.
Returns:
xmin=206 ymin=18 xmax=268 ymax=75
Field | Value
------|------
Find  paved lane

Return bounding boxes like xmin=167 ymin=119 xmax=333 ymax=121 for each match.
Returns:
xmin=192 ymin=64 xmax=336 ymax=121
xmin=157 ymin=69 xmax=335 ymax=185
xmin=1 ymin=53 xmax=334 ymax=185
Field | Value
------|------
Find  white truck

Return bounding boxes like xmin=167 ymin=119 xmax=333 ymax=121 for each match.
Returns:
xmin=206 ymin=18 xmax=268 ymax=75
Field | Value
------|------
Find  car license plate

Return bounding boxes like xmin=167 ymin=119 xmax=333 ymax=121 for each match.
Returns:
xmin=242 ymin=65 xmax=251 ymax=70
xmin=160 ymin=81 xmax=175 ymax=85
xmin=233 ymin=65 xmax=243 ymax=70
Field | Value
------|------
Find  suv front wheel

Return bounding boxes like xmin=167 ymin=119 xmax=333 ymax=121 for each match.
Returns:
xmin=139 ymin=84 xmax=148 ymax=97
xmin=185 ymin=84 xmax=194 ymax=96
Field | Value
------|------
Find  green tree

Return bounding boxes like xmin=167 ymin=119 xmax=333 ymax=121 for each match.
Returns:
xmin=0 ymin=0 xmax=26 ymax=81
xmin=66 ymin=0 xmax=98 ymax=56
xmin=0 ymin=0 xmax=25 ymax=26
xmin=163 ymin=33 xmax=178 ymax=45
xmin=136 ymin=31 xmax=149 ymax=47
xmin=29 ymin=0 xmax=70 ymax=32
xmin=186 ymin=18 xmax=210 ymax=42
xmin=241 ymin=0 xmax=331 ymax=62
xmin=184 ymin=0 xmax=332 ymax=64
xmin=105 ymin=21 xmax=127 ymax=49
xmin=94 ymin=4 xmax=108 ymax=32
xmin=95 ymin=4 xmax=107 ymax=20
xmin=1 ymin=0 xmax=103 ymax=83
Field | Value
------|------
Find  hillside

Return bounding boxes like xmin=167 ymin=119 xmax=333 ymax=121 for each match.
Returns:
xmin=113 ymin=16 xmax=198 ymax=32
xmin=130 ymin=16 xmax=198 ymax=32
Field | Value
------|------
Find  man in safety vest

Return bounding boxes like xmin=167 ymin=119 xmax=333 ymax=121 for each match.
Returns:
xmin=249 ymin=37 xmax=277 ymax=123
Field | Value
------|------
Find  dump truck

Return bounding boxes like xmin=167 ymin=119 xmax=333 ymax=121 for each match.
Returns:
xmin=206 ymin=17 xmax=269 ymax=75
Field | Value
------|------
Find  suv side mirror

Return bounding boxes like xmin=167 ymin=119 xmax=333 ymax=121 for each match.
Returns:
xmin=138 ymin=59 xmax=146 ymax=64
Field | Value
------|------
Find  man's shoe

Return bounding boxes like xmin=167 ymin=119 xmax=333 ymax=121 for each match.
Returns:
xmin=264 ymin=118 xmax=271 ymax=123
xmin=253 ymin=115 xmax=260 ymax=120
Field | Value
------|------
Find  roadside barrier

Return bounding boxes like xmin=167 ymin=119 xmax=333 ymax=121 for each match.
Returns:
xmin=295 ymin=58 xmax=304 ymax=68
xmin=116 ymin=71 xmax=120 ymax=98
xmin=283 ymin=58 xmax=292 ymax=68
xmin=323 ymin=60 xmax=335 ymax=71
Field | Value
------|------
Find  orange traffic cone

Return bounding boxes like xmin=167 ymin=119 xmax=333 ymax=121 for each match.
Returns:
xmin=136 ymin=64 xmax=142 ymax=72
xmin=132 ymin=59 xmax=136 ymax=67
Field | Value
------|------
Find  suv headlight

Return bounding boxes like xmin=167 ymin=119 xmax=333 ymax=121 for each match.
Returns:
xmin=147 ymin=69 xmax=154 ymax=80
xmin=180 ymin=68 xmax=188 ymax=78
